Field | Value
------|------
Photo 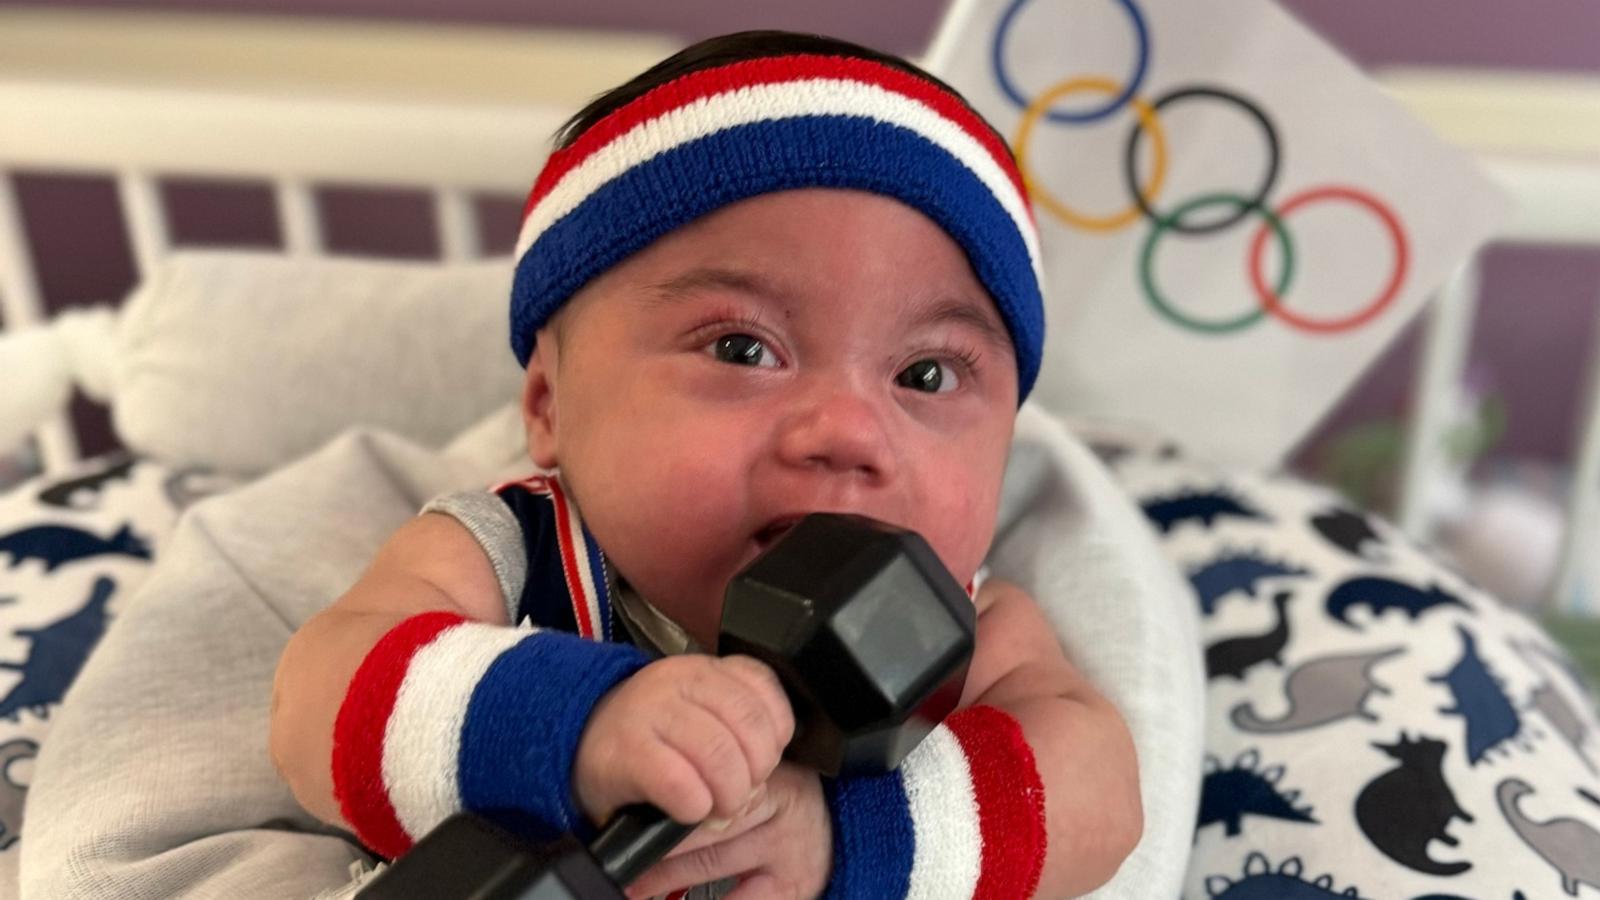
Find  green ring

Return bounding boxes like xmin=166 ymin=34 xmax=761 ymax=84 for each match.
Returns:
xmin=1140 ymin=192 xmax=1295 ymax=334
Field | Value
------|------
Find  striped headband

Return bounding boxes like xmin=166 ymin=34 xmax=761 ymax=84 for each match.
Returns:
xmin=509 ymin=53 xmax=1047 ymax=401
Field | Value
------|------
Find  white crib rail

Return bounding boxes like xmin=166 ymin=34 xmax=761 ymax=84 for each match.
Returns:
xmin=0 ymin=8 xmax=678 ymax=474
xmin=0 ymin=81 xmax=564 ymax=475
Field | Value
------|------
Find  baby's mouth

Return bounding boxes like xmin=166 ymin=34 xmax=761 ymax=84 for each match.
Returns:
xmin=752 ymin=515 xmax=805 ymax=553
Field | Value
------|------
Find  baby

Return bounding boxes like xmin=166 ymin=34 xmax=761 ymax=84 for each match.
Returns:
xmin=270 ymin=30 xmax=1140 ymax=899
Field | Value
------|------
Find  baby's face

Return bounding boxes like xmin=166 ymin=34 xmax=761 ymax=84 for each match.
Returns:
xmin=522 ymin=188 xmax=1019 ymax=648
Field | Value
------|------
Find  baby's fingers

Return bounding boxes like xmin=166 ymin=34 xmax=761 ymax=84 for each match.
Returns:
xmin=655 ymin=704 xmax=756 ymax=820
xmin=689 ymin=656 xmax=794 ymax=783
xmin=664 ymin=784 xmax=773 ymax=857
xmin=628 ymin=740 xmax=715 ymax=826
xmin=627 ymin=824 xmax=769 ymax=899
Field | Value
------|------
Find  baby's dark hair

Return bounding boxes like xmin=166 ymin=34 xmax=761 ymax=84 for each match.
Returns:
xmin=552 ymin=30 xmax=1011 ymax=157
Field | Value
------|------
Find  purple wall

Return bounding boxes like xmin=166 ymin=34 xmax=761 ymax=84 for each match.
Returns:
xmin=7 ymin=0 xmax=1598 ymax=473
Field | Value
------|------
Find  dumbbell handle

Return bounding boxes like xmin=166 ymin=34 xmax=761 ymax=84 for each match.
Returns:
xmin=589 ymin=804 xmax=694 ymax=886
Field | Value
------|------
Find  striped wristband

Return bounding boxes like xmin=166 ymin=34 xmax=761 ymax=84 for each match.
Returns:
xmin=331 ymin=610 xmax=650 ymax=859
xmin=823 ymin=705 xmax=1047 ymax=899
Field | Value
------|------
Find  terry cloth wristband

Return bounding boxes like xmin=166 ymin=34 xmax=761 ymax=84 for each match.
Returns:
xmin=331 ymin=610 xmax=649 ymax=859
xmin=822 ymin=705 xmax=1047 ymax=899
xmin=509 ymin=53 xmax=1046 ymax=401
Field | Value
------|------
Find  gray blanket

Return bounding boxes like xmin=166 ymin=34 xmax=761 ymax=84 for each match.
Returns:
xmin=18 ymin=404 xmax=1202 ymax=899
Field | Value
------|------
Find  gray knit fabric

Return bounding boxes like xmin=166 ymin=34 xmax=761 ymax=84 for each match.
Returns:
xmin=421 ymin=490 xmax=526 ymax=626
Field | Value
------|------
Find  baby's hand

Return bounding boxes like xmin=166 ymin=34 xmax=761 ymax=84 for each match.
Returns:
xmin=573 ymin=655 xmax=795 ymax=826
xmin=626 ymin=762 xmax=831 ymax=900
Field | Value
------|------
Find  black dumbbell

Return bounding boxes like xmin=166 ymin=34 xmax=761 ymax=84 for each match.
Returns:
xmin=359 ymin=513 xmax=976 ymax=899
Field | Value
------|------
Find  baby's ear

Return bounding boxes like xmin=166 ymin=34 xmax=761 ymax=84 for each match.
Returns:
xmin=521 ymin=334 xmax=560 ymax=469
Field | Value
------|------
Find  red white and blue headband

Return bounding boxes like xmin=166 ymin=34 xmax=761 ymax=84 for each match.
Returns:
xmin=509 ymin=53 xmax=1047 ymax=401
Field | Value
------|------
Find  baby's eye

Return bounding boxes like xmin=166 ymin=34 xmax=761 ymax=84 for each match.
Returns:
xmin=708 ymin=333 xmax=778 ymax=368
xmin=896 ymin=359 xmax=959 ymax=394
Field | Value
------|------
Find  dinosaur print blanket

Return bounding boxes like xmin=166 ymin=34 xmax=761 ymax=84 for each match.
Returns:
xmin=0 ymin=455 xmax=236 ymax=895
xmin=1082 ymin=421 xmax=1600 ymax=900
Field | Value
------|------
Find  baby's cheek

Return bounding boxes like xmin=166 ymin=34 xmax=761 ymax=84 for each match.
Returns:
xmin=920 ymin=488 xmax=999 ymax=587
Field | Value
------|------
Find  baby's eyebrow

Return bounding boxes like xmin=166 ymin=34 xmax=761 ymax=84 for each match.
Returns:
xmin=916 ymin=296 xmax=1014 ymax=354
xmin=642 ymin=267 xmax=789 ymax=307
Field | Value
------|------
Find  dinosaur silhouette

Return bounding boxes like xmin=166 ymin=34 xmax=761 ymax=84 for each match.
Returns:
xmin=1582 ymin=788 xmax=1600 ymax=809
xmin=1203 ymin=853 xmax=1367 ymax=899
xmin=0 ymin=523 xmax=150 ymax=572
xmin=1527 ymin=681 xmax=1595 ymax=774
xmin=1188 ymin=551 xmax=1310 ymax=617
xmin=0 ymin=738 xmax=36 ymax=850
xmin=1325 ymin=576 xmax=1469 ymax=628
xmin=0 ymin=577 xmax=117 ymax=720
xmin=1432 ymin=625 xmax=1525 ymax=766
xmin=1354 ymin=734 xmax=1473 ymax=877
xmin=1497 ymin=778 xmax=1600 ymax=897
xmin=1197 ymin=749 xmax=1317 ymax=837
xmin=1206 ymin=592 xmax=1292 ymax=681
xmin=1309 ymin=506 xmax=1387 ymax=559
xmin=1141 ymin=489 xmax=1267 ymax=535
xmin=36 ymin=456 xmax=135 ymax=509
xmin=1231 ymin=646 xmax=1403 ymax=733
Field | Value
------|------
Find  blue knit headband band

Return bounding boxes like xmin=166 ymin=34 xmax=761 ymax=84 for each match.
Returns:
xmin=510 ymin=54 xmax=1046 ymax=400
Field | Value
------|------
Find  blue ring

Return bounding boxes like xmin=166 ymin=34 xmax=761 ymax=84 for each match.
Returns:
xmin=990 ymin=0 xmax=1151 ymax=124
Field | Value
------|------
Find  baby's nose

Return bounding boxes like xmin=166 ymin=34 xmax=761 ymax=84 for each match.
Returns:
xmin=774 ymin=383 xmax=896 ymax=482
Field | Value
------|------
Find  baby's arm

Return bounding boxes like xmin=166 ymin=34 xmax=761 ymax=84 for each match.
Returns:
xmin=270 ymin=512 xmax=508 ymax=828
xmin=962 ymin=578 xmax=1143 ymax=897
xmin=269 ymin=512 xmax=791 ymax=854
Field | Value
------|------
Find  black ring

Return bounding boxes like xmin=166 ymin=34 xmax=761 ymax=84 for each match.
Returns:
xmin=1122 ymin=85 xmax=1281 ymax=235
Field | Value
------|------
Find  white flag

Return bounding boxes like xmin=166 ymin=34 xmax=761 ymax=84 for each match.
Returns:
xmin=925 ymin=0 xmax=1508 ymax=467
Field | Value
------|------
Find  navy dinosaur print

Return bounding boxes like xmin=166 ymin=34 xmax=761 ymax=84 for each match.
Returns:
xmin=1206 ymin=592 xmax=1292 ymax=681
xmin=1188 ymin=550 xmax=1310 ymax=617
xmin=0 ymin=577 xmax=116 ymax=720
xmin=0 ymin=523 xmax=150 ymax=572
xmin=1310 ymin=506 xmax=1386 ymax=560
xmin=1198 ymin=749 xmax=1317 ymax=837
xmin=1203 ymin=853 xmax=1368 ymax=899
xmin=1141 ymin=489 xmax=1267 ymax=535
xmin=1582 ymin=787 xmax=1600 ymax=809
xmin=36 ymin=456 xmax=135 ymax=509
xmin=1431 ymin=625 xmax=1524 ymax=766
xmin=1354 ymin=734 xmax=1473 ymax=877
xmin=1325 ymin=576 xmax=1469 ymax=628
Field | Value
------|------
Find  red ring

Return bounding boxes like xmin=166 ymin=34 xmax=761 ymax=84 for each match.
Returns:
xmin=1247 ymin=185 xmax=1409 ymax=334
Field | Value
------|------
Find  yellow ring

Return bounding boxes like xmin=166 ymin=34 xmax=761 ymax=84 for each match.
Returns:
xmin=1013 ymin=76 xmax=1168 ymax=232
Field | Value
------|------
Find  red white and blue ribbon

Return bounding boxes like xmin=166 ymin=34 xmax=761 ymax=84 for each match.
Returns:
xmin=493 ymin=473 xmax=613 ymax=642
xmin=509 ymin=53 xmax=1046 ymax=399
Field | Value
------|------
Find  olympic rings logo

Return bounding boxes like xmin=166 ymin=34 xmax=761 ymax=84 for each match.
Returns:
xmin=991 ymin=0 xmax=1410 ymax=336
